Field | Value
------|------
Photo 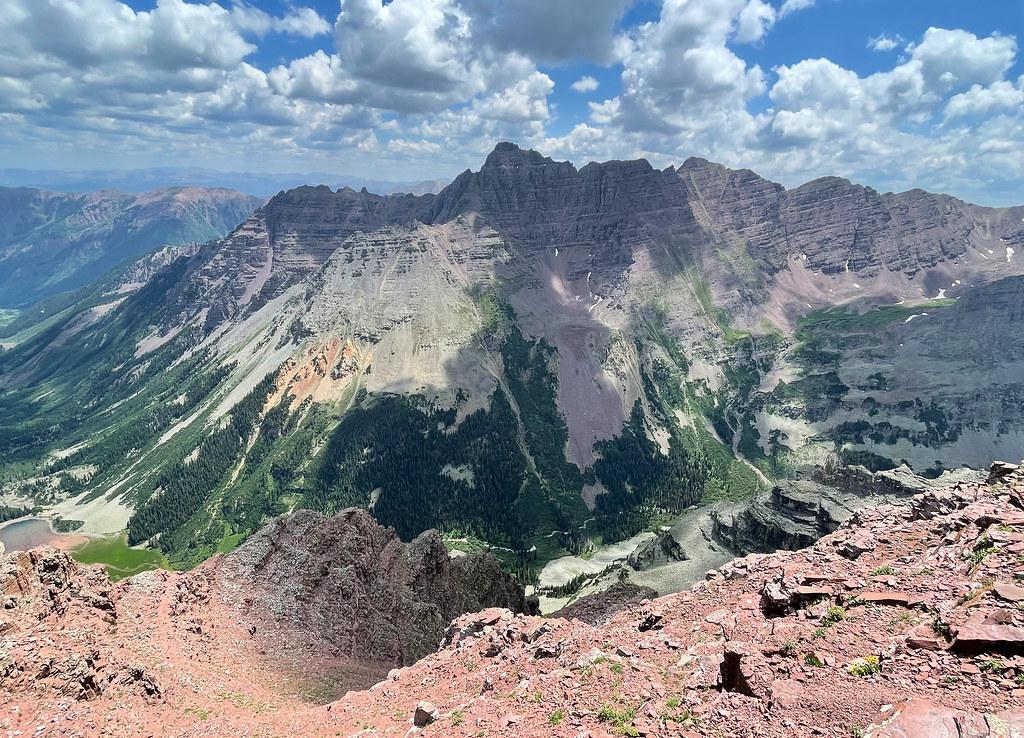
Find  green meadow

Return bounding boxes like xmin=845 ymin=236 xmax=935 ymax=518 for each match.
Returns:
xmin=72 ymin=532 xmax=168 ymax=581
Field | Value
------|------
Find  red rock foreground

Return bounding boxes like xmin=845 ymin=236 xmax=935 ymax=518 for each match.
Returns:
xmin=3 ymin=464 xmax=1024 ymax=737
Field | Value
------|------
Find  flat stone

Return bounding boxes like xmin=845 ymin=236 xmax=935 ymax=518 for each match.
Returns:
xmin=859 ymin=591 xmax=922 ymax=607
xmin=905 ymin=627 xmax=944 ymax=651
xmin=951 ymin=610 xmax=1024 ymax=655
xmin=993 ymin=582 xmax=1024 ymax=603
xmin=870 ymin=698 xmax=989 ymax=738
xmin=795 ymin=586 xmax=832 ymax=599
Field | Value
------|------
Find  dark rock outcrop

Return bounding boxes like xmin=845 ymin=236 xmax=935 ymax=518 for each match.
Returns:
xmin=710 ymin=480 xmax=863 ymax=554
xmin=710 ymin=467 xmax=974 ymax=556
xmin=216 ymin=507 xmax=535 ymax=665
xmin=627 ymin=529 xmax=687 ymax=570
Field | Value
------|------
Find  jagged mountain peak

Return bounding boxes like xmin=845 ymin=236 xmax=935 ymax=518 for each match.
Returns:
xmin=481 ymin=141 xmax=561 ymax=170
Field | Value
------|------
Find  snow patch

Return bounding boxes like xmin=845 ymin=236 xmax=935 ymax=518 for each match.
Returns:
xmin=1008 ymin=247 xmax=1016 ymax=263
xmin=904 ymin=313 xmax=927 ymax=324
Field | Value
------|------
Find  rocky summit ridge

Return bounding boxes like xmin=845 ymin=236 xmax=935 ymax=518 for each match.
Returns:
xmin=3 ymin=462 xmax=1024 ymax=737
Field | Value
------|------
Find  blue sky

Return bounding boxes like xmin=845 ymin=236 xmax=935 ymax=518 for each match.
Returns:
xmin=0 ymin=0 xmax=1021 ymax=203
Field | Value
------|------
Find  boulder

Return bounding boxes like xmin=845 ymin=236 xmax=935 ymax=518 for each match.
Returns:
xmin=721 ymin=642 xmax=772 ymax=699
xmin=950 ymin=610 xmax=1024 ymax=655
xmin=413 ymin=701 xmax=439 ymax=727
xmin=838 ymin=532 xmax=876 ymax=560
xmin=988 ymin=461 xmax=1021 ymax=483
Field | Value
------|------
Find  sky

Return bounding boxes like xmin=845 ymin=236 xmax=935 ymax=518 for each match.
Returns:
xmin=0 ymin=0 xmax=1021 ymax=204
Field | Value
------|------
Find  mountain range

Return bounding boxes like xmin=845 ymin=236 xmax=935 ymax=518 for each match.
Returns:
xmin=0 ymin=186 xmax=262 ymax=309
xmin=1 ymin=142 xmax=1021 ymax=574
xmin=0 ymin=167 xmax=449 ymax=199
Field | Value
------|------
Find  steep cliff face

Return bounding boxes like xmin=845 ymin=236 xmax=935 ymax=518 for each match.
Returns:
xmin=427 ymin=143 xmax=702 ymax=285
xmin=0 ymin=185 xmax=262 ymax=308
xmin=216 ymin=507 xmax=534 ymax=665
xmin=157 ymin=185 xmax=432 ymax=332
xmin=680 ymin=156 xmax=1024 ymax=282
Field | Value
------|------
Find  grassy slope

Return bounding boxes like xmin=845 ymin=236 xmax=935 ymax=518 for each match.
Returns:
xmin=72 ymin=533 xmax=167 ymax=581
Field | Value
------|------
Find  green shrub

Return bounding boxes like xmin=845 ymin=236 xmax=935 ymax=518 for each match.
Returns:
xmin=822 ymin=606 xmax=846 ymax=626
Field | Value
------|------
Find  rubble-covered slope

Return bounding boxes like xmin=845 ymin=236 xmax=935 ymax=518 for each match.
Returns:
xmin=0 ymin=507 xmax=533 ymax=735
xmin=331 ymin=462 xmax=1024 ymax=738
xmin=3 ymin=464 xmax=1024 ymax=737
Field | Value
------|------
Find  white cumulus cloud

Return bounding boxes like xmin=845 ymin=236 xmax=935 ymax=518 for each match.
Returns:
xmin=867 ymin=33 xmax=904 ymax=52
xmin=735 ymin=0 xmax=776 ymax=44
xmin=0 ymin=1 xmax=1019 ymax=205
xmin=571 ymin=76 xmax=600 ymax=93
xmin=779 ymin=0 xmax=815 ymax=18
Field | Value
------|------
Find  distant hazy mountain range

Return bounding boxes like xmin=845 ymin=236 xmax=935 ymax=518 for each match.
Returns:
xmin=0 ymin=167 xmax=448 ymax=199
xmin=0 ymin=186 xmax=263 ymax=309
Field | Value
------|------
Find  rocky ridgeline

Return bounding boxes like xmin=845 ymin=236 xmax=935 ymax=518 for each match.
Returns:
xmin=337 ymin=461 xmax=1024 ymax=737
xmin=149 ymin=142 xmax=1024 ymax=342
xmin=0 ymin=509 xmax=533 ymax=736
xmin=3 ymin=464 xmax=1024 ymax=736
xmin=679 ymin=156 xmax=1024 ymax=278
